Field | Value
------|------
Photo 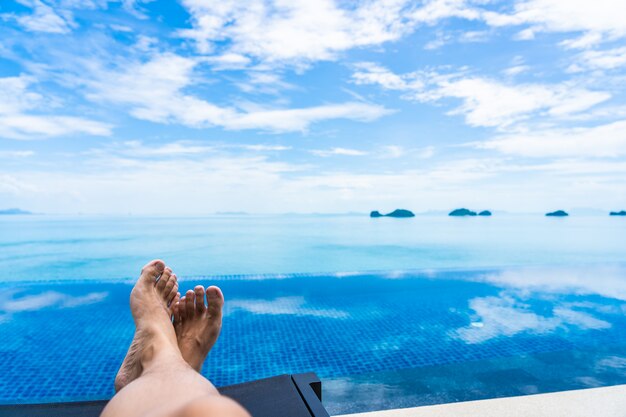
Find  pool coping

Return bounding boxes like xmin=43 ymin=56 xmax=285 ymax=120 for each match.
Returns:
xmin=335 ymin=384 xmax=626 ymax=417
xmin=5 ymin=261 xmax=626 ymax=285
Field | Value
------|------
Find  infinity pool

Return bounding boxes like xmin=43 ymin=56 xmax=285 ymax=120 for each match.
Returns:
xmin=2 ymin=265 xmax=626 ymax=414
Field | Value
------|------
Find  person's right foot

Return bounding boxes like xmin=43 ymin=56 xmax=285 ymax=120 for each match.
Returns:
xmin=173 ymin=285 xmax=224 ymax=372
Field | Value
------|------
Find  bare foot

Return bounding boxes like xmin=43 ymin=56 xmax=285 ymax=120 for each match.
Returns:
xmin=114 ymin=260 xmax=180 ymax=392
xmin=173 ymin=285 xmax=224 ymax=372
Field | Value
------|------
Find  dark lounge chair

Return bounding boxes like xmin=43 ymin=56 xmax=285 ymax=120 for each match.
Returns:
xmin=0 ymin=373 xmax=330 ymax=417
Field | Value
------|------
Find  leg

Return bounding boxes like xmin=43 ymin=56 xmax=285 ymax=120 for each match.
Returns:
xmin=170 ymin=396 xmax=251 ymax=417
xmin=104 ymin=344 xmax=227 ymax=417
xmin=102 ymin=260 xmax=249 ymax=417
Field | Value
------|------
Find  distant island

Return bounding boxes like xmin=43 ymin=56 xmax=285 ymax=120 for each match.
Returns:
xmin=370 ymin=209 xmax=415 ymax=218
xmin=449 ymin=208 xmax=477 ymax=216
xmin=546 ymin=210 xmax=568 ymax=217
xmin=0 ymin=208 xmax=31 ymax=215
xmin=610 ymin=211 xmax=626 ymax=216
xmin=478 ymin=210 xmax=492 ymax=216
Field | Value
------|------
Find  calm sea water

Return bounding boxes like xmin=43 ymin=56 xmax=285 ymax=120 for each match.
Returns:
xmin=0 ymin=214 xmax=625 ymax=282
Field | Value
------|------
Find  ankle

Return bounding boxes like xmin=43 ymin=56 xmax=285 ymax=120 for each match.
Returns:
xmin=139 ymin=329 xmax=180 ymax=366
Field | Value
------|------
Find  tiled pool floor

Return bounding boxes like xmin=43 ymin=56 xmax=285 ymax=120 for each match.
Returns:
xmin=323 ymin=343 xmax=626 ymax=415
xmin=2 ymin=266 xmax=626 ymax=414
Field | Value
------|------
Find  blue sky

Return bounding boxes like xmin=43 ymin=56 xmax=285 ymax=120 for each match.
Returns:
xmin=0 ymin=0 xmax=625 ymax=214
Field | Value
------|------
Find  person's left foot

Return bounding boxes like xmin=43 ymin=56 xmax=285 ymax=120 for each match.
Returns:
xmin=173 ymin=285 xmax=224 ymax=372
xmin=114 ymin=261 xmax=180 ymax=392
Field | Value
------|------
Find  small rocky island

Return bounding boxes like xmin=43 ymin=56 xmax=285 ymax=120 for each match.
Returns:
xmin=370 ymin=209 xmax=415 ymax=218
xmin=610 ymin=210 xmax=626 ymax=216
xmin=546 ymin=210 xmax=568 ymax=217
xmin=449 ymin=208 xmax=477 ymax=216
xmin=478 ymin=210 xmax=492 ymax=216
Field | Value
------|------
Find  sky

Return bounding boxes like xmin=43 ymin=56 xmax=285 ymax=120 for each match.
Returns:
xmin=0 ymin=0 xmax=625 ymax=215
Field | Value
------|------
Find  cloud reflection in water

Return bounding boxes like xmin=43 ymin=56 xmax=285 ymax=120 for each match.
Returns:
xmin=455 ymin=265 xmax=626 ymax=343
xmin=228 ymin=296 xmax=349 ymax=318
xmin=0 ymin=290 xmax=108 ymax=322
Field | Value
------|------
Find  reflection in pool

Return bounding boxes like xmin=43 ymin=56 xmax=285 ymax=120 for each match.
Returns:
xmin=1 ymin=265 xmax=626 ymax=414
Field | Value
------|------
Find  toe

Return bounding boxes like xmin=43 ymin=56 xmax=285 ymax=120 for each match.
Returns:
xmin=194 ymin=285 xmax=206 ymax=314
xmin=156 ymin=267 xmax=172 ymax=292
xmin=164 ymin=273 xmax=178 ymax=302
xmin=185 ymin=290 xmax=195 ymax=318
xmin=206 ymin=286 xmax=224 ymax=319
xmin=179 ymin=296 xmax=187 ymax=321
xmin=172 ymin=293 xmax=181 ymax=323
xmin=171 ymin=291 xmax=180 ymax=309
xmin=139 ymin=259 xmax=165 ymax=286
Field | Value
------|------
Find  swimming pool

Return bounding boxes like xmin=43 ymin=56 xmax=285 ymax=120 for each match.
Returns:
xmin=2 ymin=265 xmax=626 ymax=414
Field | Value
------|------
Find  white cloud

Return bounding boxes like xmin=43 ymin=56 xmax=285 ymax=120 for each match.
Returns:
xmin=0 ymin=75 xmax=43 ymax=114
xmin=93 ymin=141 xmax=216 ymax=158
xmin=380 ymin=145 xmax=406 ymax=158
xmin=352 ymin=62 xmax=422 ymax=91
xmin=109 ymin=23 xmax=133 ymax=32
xmin=237 ymin=144 xmax=291 ymax=152
xmin=482 ymin=0 xmax=626 ymax=47
xmin=459 ymin=30 xmax=490 ymax=43
xmin=0 ymin=174 xmax=38 ymax=194
xmin=503 ymin=65 xmax=530 ymax=76
xmin=203 ymin=53 xmax=251 ymax=70
xmin=86 ymin=53 xmax=391 ymax=132
xmin=4 ymin=150 xmax=626 ymax=214
xmin=310 ymin=147 xmax=369 ymax=157
xmin=173 ymin=0 xmax=626 ymax=72
xmin=101 ymin=141 xmax=293 ymax=157
xmin=0 ymin=150 xmax=35 ymax=158
xmin=408 ymin=0 xmax=480 ymax=25
xmin=561 ymin=33 xmax=604 ymax=50
xmin=0 ymin=115 xmax=111 ymax=140
xmin=223 ymin=102 xmax=391 ymax=132
xmin=423 ymin=31 xmax=453 ymax=50
xmin=6 ymin=0 xmax=74 ymax=33
xmin=423 ymin=29 xmax=489 ymax=50
xmin=430 ymin=77 xmax=610 ymax=128
xmin=570 ymin=46 xmax=626 ymax=72
xmin=378 ymin=145 xmax=435 ymax=159
xmin=3 ymin=0 xmax=155 ymax=33
xmin=476 ymin=120 xmax=626 ymax=157
xmin=415 ymin=77 xmax=611 ymax=128
xmin=0 ymin=75 xmax=112 ymax=140
xmin=177 ymin=0 xmax=418 ymax=68
xmin=235 ymin=72 xmax=297 ymax=94
xmin=352 ymin=64 xmax=610 ymax=129
xmin=118 ymin=0 xmax=153 ymax=19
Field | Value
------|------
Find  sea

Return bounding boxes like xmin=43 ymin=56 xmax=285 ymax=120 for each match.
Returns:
xmin=1 ymin=213 xmax=625 ymax=282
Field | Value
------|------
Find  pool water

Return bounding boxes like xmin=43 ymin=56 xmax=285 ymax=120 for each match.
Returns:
xmin=2 ymin=265 xmax=626 ymax=414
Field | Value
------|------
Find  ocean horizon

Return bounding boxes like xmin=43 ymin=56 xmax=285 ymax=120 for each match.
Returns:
xmin=2 ymin=213 xmax=625 ymax=283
